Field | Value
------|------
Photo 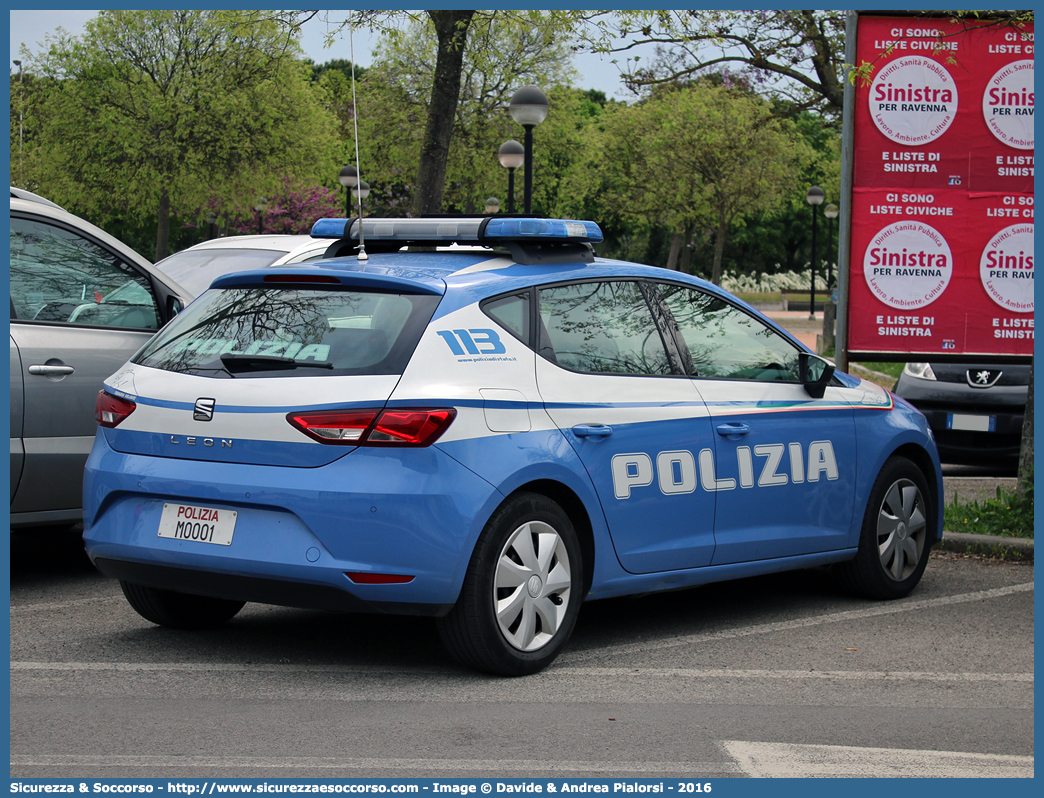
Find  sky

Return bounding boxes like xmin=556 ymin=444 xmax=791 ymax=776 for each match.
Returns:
xmin=8 ymin=9 xmax=641 ymax=100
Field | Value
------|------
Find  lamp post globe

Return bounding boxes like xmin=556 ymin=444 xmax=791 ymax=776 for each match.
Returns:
xmin=339 ymin=165 xmax=359 ymax=216
xmin=823 ymin=203 xmax=839 ymax=289
xmin=805 ymin=186 xmax=825 ymax=319
xmin=254 ymin=197 xmax=268 ymax=236
xmin=508 ymin=86 xmax=549 ymax=214
xmin=498 ymin=140 xmax=525 ymax=213
xmin=496 ymin=139 xmax=526 ymax=215
xmin=484 ymin=197 xmax=500 ymax=215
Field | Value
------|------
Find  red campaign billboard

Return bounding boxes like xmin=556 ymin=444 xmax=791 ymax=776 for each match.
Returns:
xmin=848 ymin=15 xmax=1034 ymax=358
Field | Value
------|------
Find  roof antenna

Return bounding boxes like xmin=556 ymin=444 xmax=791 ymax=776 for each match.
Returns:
xmin=349 ymin=29 xmax=367 ymax=261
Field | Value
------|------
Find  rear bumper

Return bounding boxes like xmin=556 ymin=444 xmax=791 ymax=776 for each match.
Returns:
xmin=94 ymin=558 xmax=453 ymax=617
xmin=83 ymin=433 xmax=500 ymax=612
xmin=894 ymin=378 xmax=1026 ymax=462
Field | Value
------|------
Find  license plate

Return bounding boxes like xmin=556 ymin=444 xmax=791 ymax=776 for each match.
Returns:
xmin=158 ymin=503 xmax=237 ymax=546
xmin=947 ymin=413 xmax=996 ymax=432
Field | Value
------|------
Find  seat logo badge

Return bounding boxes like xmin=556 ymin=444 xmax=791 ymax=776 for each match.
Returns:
xmin=193 ymin=398 xmax=216 ymax=421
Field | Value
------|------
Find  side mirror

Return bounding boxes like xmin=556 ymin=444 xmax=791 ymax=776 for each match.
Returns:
xmin=166 ymin=295 xmax=183 ymax=320
xmin=799 ymin=352 xmax=835 ymax=399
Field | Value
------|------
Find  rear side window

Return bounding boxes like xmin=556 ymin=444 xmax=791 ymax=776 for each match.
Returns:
xmin=482 ymin=291 xmax=530 ymax=343
xmin=134 ymin=288 xmax=439 ymax=378
xmin=538 ymin=281 xmax=672 ymax=375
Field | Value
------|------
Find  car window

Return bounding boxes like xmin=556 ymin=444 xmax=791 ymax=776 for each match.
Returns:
xmin=482 ymin=291 xmax=530 ymax=343
xmin=656 ymin=282 xmax=801 ymax=381
xmin=9 ymin=216 xmax=159 ymax=329
xmin=537 ymin=281 xmax=672 ymax=376
xmin=154 ymin=248 xmax=287 ymax=296
xmin=133 ymin=288 xmax=439 ymax=378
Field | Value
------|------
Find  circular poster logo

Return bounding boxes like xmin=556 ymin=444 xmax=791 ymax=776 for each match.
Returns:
xmin=980 ymin=224 xmax=1034 ymax=313
xmin=982 ymin=60 xmax=1034 ymax=150
xmin=864 ymin=221 xmax=953 ymax=309
xmin=869 ymin=56 xmax=958 ymax=145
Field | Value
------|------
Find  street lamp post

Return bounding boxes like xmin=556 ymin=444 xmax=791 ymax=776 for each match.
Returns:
xmin=823 ymin=203 xmax=839 ymax=289
xmin=497 ymin=140 xmax=525 ymax=213
xmin=805 ymin=186 xmax=825 ymax=320
xmin=508 ymin=86 xmax=549 ymax=214
xmin=254 ymin=197 xmax=268 ymax=235
xmin=13 ymin=59 xmax=23 ymax=179
xmin=339 ymin=165 xmax=359 ymax=217
xmin=496 ymin=139 xmax=526 ymax=213
xmin=822 ymin=203 xmax=839 ymax=353
xmin=207 ymin=212 xmax=217 ymax=241
xmin=13 ymin=59 xmax=22 ymax=152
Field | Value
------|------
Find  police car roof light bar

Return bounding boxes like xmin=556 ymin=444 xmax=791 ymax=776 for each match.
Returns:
xmin=309 ymin=216 xmax=603 ymax=246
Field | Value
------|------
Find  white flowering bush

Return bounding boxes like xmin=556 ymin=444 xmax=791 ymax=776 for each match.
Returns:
xmin=722 ymin=269 xmax=828 ymax=294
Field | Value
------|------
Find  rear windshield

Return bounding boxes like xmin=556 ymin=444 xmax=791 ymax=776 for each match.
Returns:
xmin=134 ymin=288 xmax=439 ymax=378
xmin=154 ymin=249 xmax=288 ymax=296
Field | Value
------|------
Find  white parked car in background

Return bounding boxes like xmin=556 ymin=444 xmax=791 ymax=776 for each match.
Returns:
xmin=153 ymin=235 xmax=335 ymax=298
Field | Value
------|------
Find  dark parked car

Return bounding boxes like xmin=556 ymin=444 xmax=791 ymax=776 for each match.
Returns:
xmin=893 ymin=362 xmax=1030 ymax=464
xmin=9 ymin=190 xmax=190 ymax=527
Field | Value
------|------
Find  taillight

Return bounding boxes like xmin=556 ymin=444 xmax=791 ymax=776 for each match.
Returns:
xmin=96 ymin=391 xmax=136 ymax=428
xmin=287 ymin=408 xmax=455 ymax=447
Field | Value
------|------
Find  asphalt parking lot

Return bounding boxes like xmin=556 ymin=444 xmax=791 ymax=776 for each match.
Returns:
xmin=10 ymin=524 xmax=1034 ymax=779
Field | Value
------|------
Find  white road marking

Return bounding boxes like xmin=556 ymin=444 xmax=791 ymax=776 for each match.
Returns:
xmin=10 ymin=661 xmax=1034 ymax=685
xmin=722 ymin=740 xmax=1034 ymax=778
xmin=562 ymin=581 xmax=1034 ymax=663
xmin=8 ymin=753 xmax=739 ymax=774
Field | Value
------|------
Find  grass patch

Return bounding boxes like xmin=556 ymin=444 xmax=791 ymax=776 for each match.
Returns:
xmin=734 ymin=291 xmax=782 ymax=303
xmin=944 ymin=477 xmax=1034 ymax=539
xmin=854 ymin=361 xmax=904 ymax=380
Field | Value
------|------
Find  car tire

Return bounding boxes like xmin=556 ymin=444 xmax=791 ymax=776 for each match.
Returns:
xmin=119 ymin=581 xmax=245 ymax=630
xmin=437 ymin=492 xmax=583 ymax=676
xmin=835 ymin=456 xmax=934 ymax=600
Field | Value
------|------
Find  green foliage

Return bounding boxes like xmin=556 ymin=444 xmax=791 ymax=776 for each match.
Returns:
xmin=308 ymin=58 xmax=367 ymax=84
xmin=360 ymin=11 xmax=580 ymax=214
xmin=945 ymin=478 xmax=1034 ymax=540
xmin=22 ymin=10 xmax=340 ymax=258
xmin=589 ymin=84 xmax=814 ymax=281
xmin=13 ymin=9 xmax=850 ymax=273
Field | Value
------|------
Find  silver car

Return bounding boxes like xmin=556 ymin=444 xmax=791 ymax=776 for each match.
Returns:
xmin=9 ymin=190 xmax=190 ymax=527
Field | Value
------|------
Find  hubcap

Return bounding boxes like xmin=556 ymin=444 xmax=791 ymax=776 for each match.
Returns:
xmin=876 ymin=478 xmax=927 ymax=581
xmin=493 ymin=520 xmax=572 ymax=652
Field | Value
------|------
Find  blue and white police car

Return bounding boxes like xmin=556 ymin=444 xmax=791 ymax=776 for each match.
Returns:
xmin=84 ymin=216 xmax=943 ymax=675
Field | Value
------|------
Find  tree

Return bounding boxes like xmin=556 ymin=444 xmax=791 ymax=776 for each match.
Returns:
xmin=369 ymin=13 xmax=578 ymax=213
xmin=413 ymin=10 xmax=476 ymax=215
xmin=584 ymin=10 xmax=848 ymax=115
xmin=595 ymin=85 xmax=812 ymax=283
xmin=208 ymin=176 xmax=342 ymax=236
xmin=585 ymin=10 xmax=1035 ymax=118
xmin=314 ymin=10 xmax=582 ymax=214
xmin=25 ymin=10 xmax=339 ymax=259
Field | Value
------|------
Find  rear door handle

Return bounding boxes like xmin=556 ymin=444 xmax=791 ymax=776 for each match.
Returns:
xmin=716 ymin=422 xmax=750 ymax=439
xmin=29 ymin=364 xmax=75 ymax=377
xmin=571 ymin=424 xmax=613 ymax=439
